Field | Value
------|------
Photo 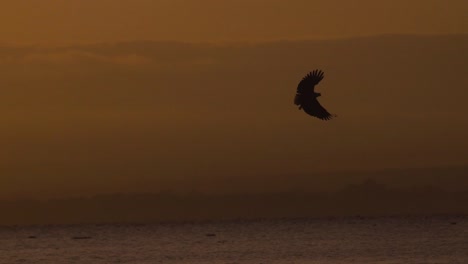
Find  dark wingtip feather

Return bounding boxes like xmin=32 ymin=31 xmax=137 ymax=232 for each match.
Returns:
xmin=301 ymin=69 xmax=325 ymax=85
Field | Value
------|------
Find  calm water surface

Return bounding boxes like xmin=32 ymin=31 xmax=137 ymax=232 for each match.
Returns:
xmin=1 ymin=215 xmax=467 ymax=263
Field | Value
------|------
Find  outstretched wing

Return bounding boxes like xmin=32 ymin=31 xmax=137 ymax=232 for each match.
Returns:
xmin=296 ymin=69 xmax=324 ymax=94
xmin=301 ymin=98 xmax=334 ymax=120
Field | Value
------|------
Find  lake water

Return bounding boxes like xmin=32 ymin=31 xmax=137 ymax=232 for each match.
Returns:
xmin=1 ymin=215 xmax=467 ymax=263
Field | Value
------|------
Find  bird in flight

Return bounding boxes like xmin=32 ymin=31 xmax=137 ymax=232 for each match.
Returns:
xmin=294 ymin=70 xmax=335 ymax=120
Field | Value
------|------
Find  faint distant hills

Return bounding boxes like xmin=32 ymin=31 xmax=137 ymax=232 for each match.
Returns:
xmin=266 ymin=165 xmax=468 ymax=193
xmin=1 ymin=166 xmax=467 ymax=226
xmin=117 ymin=165 xmax=468 ymax=195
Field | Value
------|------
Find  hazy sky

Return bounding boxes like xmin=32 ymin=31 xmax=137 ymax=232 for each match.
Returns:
xmin=1 ymin=0 xmax=467 ymax=44
xmin=1 ymin=1 xmax=467 ymax=200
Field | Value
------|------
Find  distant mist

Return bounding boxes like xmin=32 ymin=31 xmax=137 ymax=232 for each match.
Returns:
xmin=0 ymin=34 xmax=467 ymax=200
xmin=2 ymin=178 xmax=467 ymax=226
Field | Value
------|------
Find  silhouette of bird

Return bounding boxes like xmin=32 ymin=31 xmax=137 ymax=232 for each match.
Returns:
xmin=294 ymin=70 xmax=335 ymax=120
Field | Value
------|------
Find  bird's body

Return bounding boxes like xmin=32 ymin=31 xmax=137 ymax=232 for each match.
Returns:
xmin=294 ymin=70 xmax=335 ymax=120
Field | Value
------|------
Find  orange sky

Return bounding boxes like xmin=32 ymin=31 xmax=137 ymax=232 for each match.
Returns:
xmin=1 ymin=0 xmax=467 ymax=44
xmin=0 ymin=1 xmax=467 ymax=200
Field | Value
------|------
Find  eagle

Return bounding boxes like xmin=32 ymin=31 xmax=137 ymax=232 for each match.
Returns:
xmin=294 ymin=70 xmax=335 ymax=120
